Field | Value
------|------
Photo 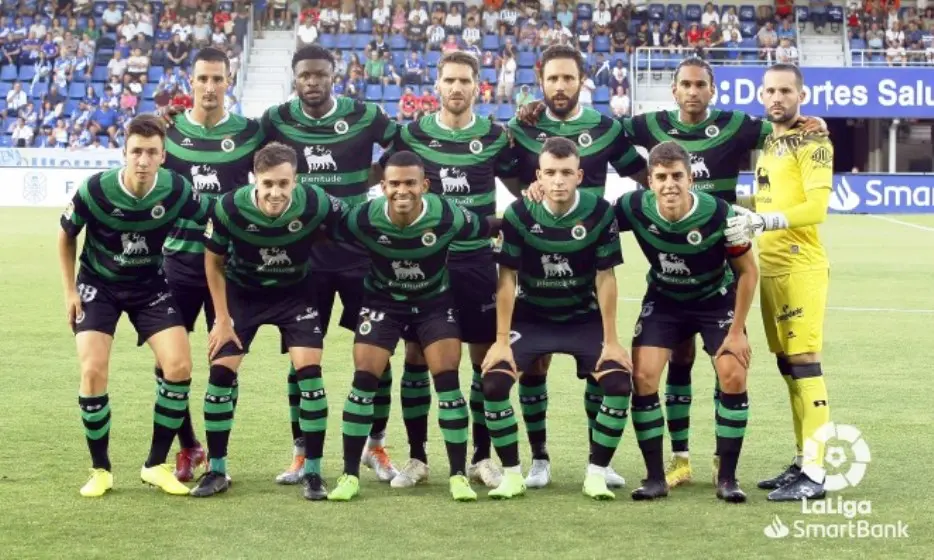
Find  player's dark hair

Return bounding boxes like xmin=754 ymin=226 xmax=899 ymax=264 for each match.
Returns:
xmin=254 ymin=142 xmax=298 ymax=174
xmin=126 ymin=114 xmax=166 ymax=143
xmin=437 ymin=50 xmax=479 ymax=81
xmin=766 ymin=63 xmax=804 ymax=90
xmin=292 ymin=44 xmax=336 ymax=72
xmin=539 ymin=45 xmax=586 ymax=79
xmin=192 ymin=46 xmax=230 ymax=72
xmin=541 ymin=136 xmax=579 ymax=159
xmin=384 ymin=150 xmax=425 ymax=172
xmin=674 ymin=57 xmax=714 ymax=85
xmin=647 ymin=141 xmax=691 ymax=174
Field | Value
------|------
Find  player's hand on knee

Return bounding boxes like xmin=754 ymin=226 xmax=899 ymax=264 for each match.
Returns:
xmin=598 ymin=341 xmax=633 ymax=374
xmin=208 ymin=317 xmax=241 ymax=359
xmin=481 ymin=341 xmax=516 ymax=374
xmin=65 ymin=291 xmax=82 ymax=328
xmin=715 ymin=332 xmax=751 ymax=370
xmin=521 ymin=181 xmax=545 ymax=202
xmin=517 ymin=100 xmax=545 ymax=126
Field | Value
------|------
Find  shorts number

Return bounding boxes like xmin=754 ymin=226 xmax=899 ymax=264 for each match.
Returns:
xmin=77 ymin=283 xmax=98 ymax=303
xmin=509 ymin=330 xmax=521 ymax=344
xmin=359 ymin=307 xmax=385 ymax=322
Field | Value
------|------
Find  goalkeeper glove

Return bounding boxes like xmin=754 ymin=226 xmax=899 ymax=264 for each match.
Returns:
xmin=726 ymin=205 xmax=789 ymax=243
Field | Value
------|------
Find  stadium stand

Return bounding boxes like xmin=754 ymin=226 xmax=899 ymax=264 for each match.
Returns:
xmin=7 ymin=0 xmax=934 ymax=148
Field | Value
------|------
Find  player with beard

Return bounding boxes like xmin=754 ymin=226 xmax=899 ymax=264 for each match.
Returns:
xmin=261 ymin=45 xmax=401 ymax=485
xmin=506 ymin=44 xmax=644 ymax=490
xmin=519 ymin=56 xmax=826 ymax=490
xmin=159 ymin=46 xmax=265 ymax=484
xmin=375 ymin=51 xmax=518 ymax=490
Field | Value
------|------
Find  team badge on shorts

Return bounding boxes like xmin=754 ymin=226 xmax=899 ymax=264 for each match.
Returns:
xmin=705 ymin=125 xmax=720 ymax=138
xmin=334 ymin=120 xmax=349 ymax=134
xmin=686 ymin=229 xmax=703 ymax=245
xmin=571 ymin=224 xmax=587 ymax=240
xmin=639 ymin=301 xmax=654 ymax=318
xmin=421 ymin=231 xmax=437 ymax=246
xmin=288 ymin=219 xmax=303 ymax=232
xmin=221 ymin=138 xmax=236 ymax=152
xmin=633 ymin=320 xmax=642 ymax=337
xmin=151 ymin=204 xmax=165 ymax=219
xmin=204 ymin=218 xmax=214 ymax=238
xmin=359 ymin=320 xmax=372 ymax=335
xmin=578 ymin=132 xmax=593 ymax=147
xmin=469 ymin=139 xmax=483 ymax=154
xmin=75 ymin=311 xmax=86 ymax=324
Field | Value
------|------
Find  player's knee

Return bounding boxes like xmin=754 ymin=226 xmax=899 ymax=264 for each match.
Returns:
xmin=161 ymin=356 xmax=192 ymax=382
xmin=295 ymin=365 xmax=322 ymax=382
xmin=596 ymin=370 xmax=632 ymax=397
xmin=716 ymin=364 xmax=747 ymax=393
xmin=788 ymin=362 xmax=822 ymax=380
xmin=482 ymin=368 xmax=515 ymax=401
xmin=209 ymin=364 xmax=238 ymax=387
xmin=80 ymin=359 xmax=108 ymax=391
xmin=631 ymin=367 xmax=661 ymax=395
xmin=404 ymin=342 xmax=426 ymax=364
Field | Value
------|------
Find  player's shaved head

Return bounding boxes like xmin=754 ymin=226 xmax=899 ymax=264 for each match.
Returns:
xmin=254 ymin=142 xmax=298 ymax=175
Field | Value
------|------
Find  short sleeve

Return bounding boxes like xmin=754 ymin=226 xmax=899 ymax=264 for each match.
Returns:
xmin=60 ymin=180 xmax=91 ymax=237
xmin=494 ymin=204 xmax=522 ymax=270
xmin=329 ymin=205 xmax=359 ymax=245
xmin=377 ymin=126 xmax=402 ymax=168
xmin=613 ymin=192 xmax=635 ymax=232
xmin=179 ymin=178 xmax=209 ymax=224
xmin=735 ymin=111 xmax=771 ymax=151
xmin=369 ymin=102 xmax=398 ymax=148
xmin=796 ymin=136 xmax=834 ymax=193
xmin=451 ymin=201 xmax=488 ymax=240
xmin=322 ymin=191 xmax=347 ymax=232
xmin=203 ymin=202 xmax=230 ymax=255
xmin=595 ymin=205 xmax=623 ymax=271
xmin=607 ymin=122 xmax=646 ymax=177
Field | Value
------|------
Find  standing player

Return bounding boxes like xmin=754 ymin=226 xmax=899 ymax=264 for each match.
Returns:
xmin=376 ymin=50 xmax=516 ymax=489
xmin=160 ymin=46 xmax=266 ymax=483
xmin=482 ymin=137 xmax=632 ymax=501
xmin=615 ymin=141 xmax=758 ymax=503
xmin=58 ymin=115 xmax=207 ymax=497
xmin=262 ymin=45 xmax=400 ymax=484
xmin=191 ymin=143 xmax=344 ymax=500
xmin=726 ymin=63 xmax=833 ymax=501
xmin=326 ymin=151 xmax=499 ymax=503
xmin=506 ymin=44 xmax=645 ymax=489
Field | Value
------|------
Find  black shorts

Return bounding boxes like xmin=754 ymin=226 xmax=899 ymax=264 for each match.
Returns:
xmin=632 ymin=287 xmax=736 ymax=355
xmin=312 ymin=265 xmax=367 ymax=335
xmin=164 ymin=255 xmax=214 ymax=332
xmin=72 ymin=270 xmax=184 ymax=346
xmin=215 ymin=280 xmax=325 ymax=359
xmin=354 ymin=298 xmax=461 ymax=352
xmin=448 ymin=251 xmax=497 ymax=345
xmin=510 ymin=318 xmax=604 ymax=379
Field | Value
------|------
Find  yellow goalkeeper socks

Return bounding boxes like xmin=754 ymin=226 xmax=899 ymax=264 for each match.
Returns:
xmin=778 ymin=358 xmax=804 ymax=463
xmin=790 ymin=363 xmax=830 ymax=483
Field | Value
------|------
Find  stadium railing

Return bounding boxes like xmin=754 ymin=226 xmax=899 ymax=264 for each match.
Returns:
xmin=849 ymin=49 xmax=932 ymax=67
xmin=234 ymin=3 xmax=255 ymax=103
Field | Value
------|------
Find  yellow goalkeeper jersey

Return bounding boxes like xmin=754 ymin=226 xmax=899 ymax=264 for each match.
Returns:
xmin=754 ymin=128 xmax=833 ymax=277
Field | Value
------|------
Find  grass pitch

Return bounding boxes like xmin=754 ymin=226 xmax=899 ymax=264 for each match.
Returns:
xmin=0 ymin=209 xmax=932 ymax=559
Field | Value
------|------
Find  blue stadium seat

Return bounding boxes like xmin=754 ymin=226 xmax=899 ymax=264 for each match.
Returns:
xmin=392 ymin=51 xmax=405 ymax=67
xmin=0 ymin=135 xmax=11 ymax=148
xmin=218 ymin=1 xmax=234 ymax=11
xmin=383 ymin=84 xmax=402 ymax=101
xmin=383 ymin=103 xmax=398 ymax=118
xmin=739 ymin=5 xmax=756 ymax=21
xmin=142 ymin=83 xmax=157 ymax=100
xmin=23 ymin=16 xmax=33 ymax=27
xmin=1 ymin=65 xmax=16 ymax=81
xmin=389 ymin=34 xmax=408 ymax=50
xmin=850 ymin=38 xmax=866 ymax=50
xmin=357 ymin=18 xmax=373 ymax=34
xmin=425 ymin=51 xmax=441 ymax=66
xmin=451 ymin=1 xmax=466 ymax=15
xmin=18 ymin=66 xmax=35 ymax=81
xmin=740 ymin=22 xmax=757 ymax=37
xmin=476 ymin=103 xmax=494 ymax=117
xmin=828 ymin=5 xmax=843 ymax=23
xmin=319 ymin=33 xmax=336 ymax=49
xmin=93 ymin=2 xmax=108 ymax=16
xmin=667 ymin=4 xmax=683 ymax=22
xmin=64 ymin=99 xmax=78 ymax=114
xmin=496 ymin=104 xmax=514 ymax=121
xmin=795 ymin=6 xmax=809 ymax=22
xmin=611 ymin=52 xmax=630 ymax=65
xmin=648 ymin=4 xmax=665 ymax=21
xmin=0 ymin=100 xmax=6 ymax=112
xmin=336 ymin=34 xmax=353 ymax=50
xmin=92 ymin=65 xmax=109 ymax=82
xmin=516 ymin=69 xmax=536 ymax=85
xmin=365 ymin=84 xmax=382 ymax=101
xmin=593 ymin=86 xmax=610 ymax=103
xmin=69 ymin=82 xmax=86 ymax=98
xmin=428 ymin=67 xmax=437 ymax=81
xmin=739 ymin=38 xmax=757 ymax=53
xmin=0 ymin=83 xmax=10 ymax=98
xmin=517 ymin=51 xmax=536 ymax=68
xmin=594 ymin=103 xmax=611 ymax=117
xmin=31 ymin=82 xmax=48 ymax=99
xmin=685 ymin=4 xmax=703 ymax=22
xmin=148 ymin=67 xmax=165 ymax=82
xmin=90 ymin=83 xmax=103 ymax=98
xmin=139 ymin=100 xmax=157 ymax=114
xmin=576 ymin=3 xmax=592 ymax=20
xmin=480 ymin=67 xmax=497 ymax=84
xmin=353 ymin=34 xmax=371 ymax=50
xmin=431 ymin=2 xmax=445 ymax=14
xmin=481 ymin=34 xmax=499 ymax=51
xmin=594 ymin=35 xmax=610 ymax=52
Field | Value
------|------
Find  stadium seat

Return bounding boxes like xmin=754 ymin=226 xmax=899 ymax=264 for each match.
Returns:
xmin=593 ymin=86 xmax=610 ymax=104
xmin=336 ymin=34 xmax=353 ymax=50
xmin=594 ymin=103 xmax=611 ymax=117
xmin=517 ymin=51 xmax=536 ymax=68
xmin=389 ymin=34 xmax=408 ymax=50
xmin=685 ymin=4 xmax=703 ymax=22
xmin=319 ymin=34 xmax=336 ymax=49
xmin=0 ymin=135 xmax=11 ymax=147
xmin=219 ymin=1 xmax=234 ymax=11
xmin=365 ymin=84 xmax=382 ymax=101
xmin=0 ymin=83 xmax=10 ymax=98
xmin=93 ymin=1 xmax=108 ymax=16
xmin=516 ymin=69 xmax=536 ymax=85
xmin=18 ymin=66 xmax=35 ymax=82
xmin=428 ymin=67 xmax=437 ymax=81
xmin=648 ymin=4 xmax=665 ymax=21
xmin=475 ymin=103 xmax=494 ymax=117
xmin=64 ymin=100 xmax=78 ymax=114
xmin=68 ymin=82 xmax=86 ymax=99
xmin=828 ymin=5 xmax=844 ymax=23
xmin=391 ymin=51 xmax=405 ymax=67
xmin=451 ymin=1 xmax=466 ymax=15
xmin=850 ymin=38 xmax=867 ymax=50
xmin=481 ymin=34 xmax=499 ymax=51
xmin=383 ymin=103 xmax=398 ymax=118
xmin=795 ymin=6 xmax=809 ymax=22
xmin=31 ymin=82 xmax=48 ymax=100
xmin=148 ymin=67 xmax=165 ymax=82
xmin=356 ymin=19 xmax=372 ymax=35
xmin=594 ymin=35 xmax=610 ymax=52
xmin=576 ymin=3 xmax=592 ymax=20
xmin=139 ymin=100 xmax=157 ymax=114
xmin=740 ymin=22 xmax=757 ymax=37
xmin=353 ymin=34 xmax=371 ymax=50
xmin=1 ymin=65 xmax=16 ymax=81
xmin=739 ymin=5 xmax=756 ymax=21
xmin=425 ymin=51 xmax=441 ymax=67
xmin=0 ymin=100 xmax=6 ymax=113
xmin=92 ymin=65 xmax=109 ymax=82
xmin=496 ymin=104 xmax=514 ymax=121
xmin=142 ymin=83 xmax=157 ymax=100
xmin=480 ymin=67 xmax=497 ymax=84
xmin=611 ymin=52 xmax=630 ymax=65
xmin=431 ymin=2 xmax=445 ymax=14
xmin=667 ymin=4 xmax=683 ymax=22
xmin=92 ymin=83 xmax=105 ymax=98
xmin=383 ymin=84 xmax=402 ymax=101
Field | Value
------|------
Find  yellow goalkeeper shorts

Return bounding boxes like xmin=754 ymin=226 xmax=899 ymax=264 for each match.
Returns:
xmin=759 ymin=269 xmax=829 ymax=356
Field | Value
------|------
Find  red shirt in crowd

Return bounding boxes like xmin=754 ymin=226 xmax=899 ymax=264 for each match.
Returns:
xmin=419 ymin=93 xmax=439 ymax=112
xmin=400 ymin=93 xmax=418 ymax=116
xmin=172 ymin=93 xmax=193 ymax=108
xmin=686 ymin=25 xmax=702 ymax=45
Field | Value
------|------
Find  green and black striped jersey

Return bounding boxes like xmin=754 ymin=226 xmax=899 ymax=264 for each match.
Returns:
xmin=622 ymin=109 xmax=769 ymax=203
xmin=497 ymin=190 xmax=622 ymax=323
xmin=380 ymin=114 xmax=513 ymax=254
xmin=507 ymin=106 xmax=645 ymax=197
xmin=333 ymin=193 xmax=489 ymax=310
xmin=261 ymin=96 xmax=397 ymax=270
xmin=614 ymin=190 xmax=749 ymax=301
xmin=204 ymin=184 xmax=345 ymax=289
xmin=60 ymin=168 xmax=208 ymax=282
xmin=162 ymin=111 xmax=265 ymax=285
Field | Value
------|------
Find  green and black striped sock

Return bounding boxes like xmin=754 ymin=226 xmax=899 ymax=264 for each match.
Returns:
xmin=469 ymin=363 xmax=492 ymax=463
xmin=146 ymin=378 xmax=191 ymax=467
xmin=341 ymin=370 xmax=379 ymax=477
xmin=370 ymin=364 xmax=392 ymax=442
xmin=518 ymin=375 xmax=549 ymax=461
xmin=482 ymin=370 xmax=520 ymax=468
xmin=287 ymin=366 xmax=302 ymax=442
xmin=665 ymin=362 xmax=693 ymax=454
xmin=78 ymin=393 xmax=111 ymax=470
xmin=204 ymin=365 xmax=237 ymax=474
xmin=716 ymin=391 xmax=749 ymax=483
xmin=433 ymin=370 xmax=469 ymax=476
xmin=400 ymin=363 xmax=430 ymax=463
xmin=296 ymin=365 xmax=327 ymax=476
xmin=632 ymin=393 xmax=666 ymax=481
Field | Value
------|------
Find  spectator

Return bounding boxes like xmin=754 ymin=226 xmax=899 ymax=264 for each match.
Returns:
xmin=886 ymin=21 xmax=905 ymax=46
xmin=102 ymin=3 xmax=124 ymax=33
xmin=519 ymin=18 xmax=538 ymax=51
xmin=120 ymin=12 xmax=138 ymax=42
xmin=445 ymin=5 xmax=464 ymax=34
xmin=166 ymin=34 xmax=190 ymax=69
xmin=610 ymin=18 xmax=628 ymax=53
xmin=420 ymin=88 xmax=439 ymax=114
xmin=340 ymin=1 xmax=356 ymax=34
xmin=269 ymin=0 xmax=292 ymax=29
xmin=593 ymin=1 xmax=612 ymax=35
xmin=399 ymin=86 xmax=419 ymax=122
xmin=811 ymin=0 xmax=829 ymax=33
xmin=171 ymin=85 xmax=192 ymax=108
xmin=298 ymin=18 xmax=318 ymax=46
xmin=172 ymin=17 xmax=193 ymax=43
xmin=130 ymin=32 xmax=152 ymax=55
xmin=479 ymin=79 xmax=494 ymax=103
xmin=107 ymin=50 xmax=128 ymax=80
xmin=107 ymin=74 xmax=123 ymax=95
xmin=319 ymin=5 xmax=339 ymax=34
xmin=578 ymin=75 xmax=596 ymax=107
xmin=2 ymin=33 xmax=21 ymax=67
xmin=496 ymin=50 xmax=516 ymax=105
xmin=19 ymin=101 xmax=38 ymax=129
xmin=407 ymin=14 xmax=427 ymax=51
xmin=610 ymin=59 xmax=628 ymax=91
xmin=348 ymin=53 xmax=364 ymax=76
xmin=776 ymin=36 xmax=799 ymax=63
xmin=368 ymin=32 xmax=390 ymax=57
xmin=777 ymin=19 xmax=797 ymax=42
xmin=500 ymin=2 xmax=520 ymax=36
xmin=120 ymin=88 xmax=139 ymax=112
xmin=403 ymin=50 xmax=424 ymax=85
xmin=192 ymin=13 xmax=212 ymax=47
xmin=610 ymin=86 xmax=630 ymax=117
xmin=666 ymin=21 xmax=686 ymax=52
xmin=346 ymin=68 xmax=365 ymax=101
xmin=866 ymin=23 xmax=885 ymax=52
xmin=126 ymin=47 xmax=150 ymax=82
xmin=757 ymin=21 xmax=779 ymax=59
xmin=372 ymin=3 xmax=390 ymax=34
xmin=649 ymin=22 xmax=664 ymax=47
xmin=886 ymin=39 xmax=907 ymax=65
xmin=756 ymin=5 xmax=775 ymax=26
xmin=137 ymin=4 xmax=155 ymax=37
xmin=11 ymin=117 xmax=33 ymax=147
xmin=364 ymin=50 xmax=385 ymax=84
xmin=28 ymin=17 xmax=47 ymax=41
xmin=514 ymin=84 xmax=534 ymax=106
xmin=555 ymin=3 xmax=573 ymax=30
xmin=463 ymin=18 xmax=481 ymax=47
xmin=427 ymin=22 xmax=446 ymax=49
xmin=702 ymin=3 xmax=721 ymax=27
xmin=578 ymin=20 xmax=594 ymax=53
xmin=483 ymin=8 xmax=499 ymax=34
xmin=381 ymin=52 xmax=403 ymax=87
xmin=442 ymin=34 xmax=460 ymax=53
xmin=592 ymin=53 xmax=611 ymax=86
xmin=409 ymin=3 xmax=429 ymax=25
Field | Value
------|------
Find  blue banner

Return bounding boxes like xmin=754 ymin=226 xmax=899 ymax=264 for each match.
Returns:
xmin=710 ymin=67 xmax=934 ymax=118
xmin=0 ymin=147 xmax=123 ymax=169
xmin=736 ymin=173 xmax=934 ymax=214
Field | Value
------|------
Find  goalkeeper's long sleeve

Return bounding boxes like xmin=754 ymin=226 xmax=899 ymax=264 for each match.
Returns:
xmin=760 ymin=187 xmax=831 ymax=231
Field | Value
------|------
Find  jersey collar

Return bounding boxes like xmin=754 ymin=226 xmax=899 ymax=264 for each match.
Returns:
xmin=543 ymin=190 xmax=580 ymax=219
xmin=184 ymin=109 xmax=230 ymax=128
xmin=118 ymin=167 xmax=158 ymax=200
xmin=301 ymin=97 xmax=337 ymax=121
xmin=250 ymin=185 xmax=294 ymax=218
xmin=655 ymin=191 xmax=699 ymax=224
xmin=435 ymin=112 xmax=476 ymax=131
xmin=383 ymin=196 xmax=429 ymax=227
xmin=545 ymin=104 xmax=583 ymax=123
xmin=675 ymin=108 xmax=711 ymax=127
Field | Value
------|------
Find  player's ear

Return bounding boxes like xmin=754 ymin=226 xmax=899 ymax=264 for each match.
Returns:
xmin=575 ymin=168 xmax=584 ymax=184
xmin=421 ymin=176 xmax=430 ymax=193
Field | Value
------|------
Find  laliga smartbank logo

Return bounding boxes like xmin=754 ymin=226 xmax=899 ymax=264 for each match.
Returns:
xmin=763 ymin=423 xmax=909 ymax=541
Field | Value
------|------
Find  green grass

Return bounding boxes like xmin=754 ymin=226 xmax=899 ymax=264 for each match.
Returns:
xmin=1 ymin=209 xmax=932 ymax=559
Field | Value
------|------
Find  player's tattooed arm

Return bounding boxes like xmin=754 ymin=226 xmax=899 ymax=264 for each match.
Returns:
xmin=718 ymin=248 xmax=757 ymax=369
xmin=57 ymin=229 xmax=81 ymax=328
xmin=481 ymin=265 xmax=519 ymax=374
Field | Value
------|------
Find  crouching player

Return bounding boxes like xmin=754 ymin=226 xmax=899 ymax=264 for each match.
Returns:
xmin=58 ymin=115 xmax=208 ymax=497
xmin=192 ymin=142 xmax=344 ymax=500
xmin=326 ymin=151 xmax=500 ymax=502
xmin=615 ymin=141 xmax=758 ymax=503
xmin=482 ymin=137 xmax=633 ymax=501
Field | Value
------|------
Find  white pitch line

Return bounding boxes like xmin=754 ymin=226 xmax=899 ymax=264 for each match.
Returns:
xmin=617 ymin=296 xmax=934 ymax=314
xmin=868 ymin=215 xmax=934 ymax=232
